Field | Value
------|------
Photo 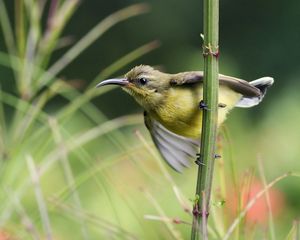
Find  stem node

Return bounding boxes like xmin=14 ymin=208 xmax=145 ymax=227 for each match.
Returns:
xmin=202 ymin=44 xmax=219 ymax=58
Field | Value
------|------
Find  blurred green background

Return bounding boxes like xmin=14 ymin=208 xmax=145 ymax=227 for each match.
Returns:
xmin=0 ymin=0 xmax=300 ymax=239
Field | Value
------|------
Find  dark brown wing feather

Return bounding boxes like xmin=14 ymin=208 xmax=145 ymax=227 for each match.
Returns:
xmin=170 ymin=71 xmax=261 ymax=97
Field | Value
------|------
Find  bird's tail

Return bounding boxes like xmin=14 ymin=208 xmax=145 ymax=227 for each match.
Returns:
xmin=235 ymin=77 xmax=274 ymax=108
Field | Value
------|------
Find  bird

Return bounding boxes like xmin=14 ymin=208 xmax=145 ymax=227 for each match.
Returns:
xmin=96 ymin=65 xmax=274 ymax=172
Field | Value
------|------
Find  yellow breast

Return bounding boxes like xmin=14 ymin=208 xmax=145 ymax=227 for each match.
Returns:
xmin=151 ymin=85 xmax=242 ymax=139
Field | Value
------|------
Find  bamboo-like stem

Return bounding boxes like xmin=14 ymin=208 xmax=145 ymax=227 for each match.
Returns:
xmin=191 ymin=0 xmax=219 ymax=238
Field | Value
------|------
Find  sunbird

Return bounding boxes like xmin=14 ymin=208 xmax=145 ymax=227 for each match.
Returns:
xmin=97 ymin=65 xmax=274 ymax=172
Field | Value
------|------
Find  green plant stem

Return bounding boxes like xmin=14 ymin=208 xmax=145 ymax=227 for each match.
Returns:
xmin=15 ymin=0 xmax=26 ymax=57
xmin=191 ymin=0 xmax=219 ymax=239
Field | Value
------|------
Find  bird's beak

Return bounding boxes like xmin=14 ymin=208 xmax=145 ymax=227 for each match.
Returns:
xmin=96 ymin=78 xmax=129 ymax=88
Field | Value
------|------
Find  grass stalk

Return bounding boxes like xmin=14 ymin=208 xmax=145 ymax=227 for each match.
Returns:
xmin=38 ymin=3 xmax=150 ymax=90
xmin=26 ymin=155 xmax=53 ymax=240
xmin=143 ymin=190 xmax=183 ymax=240
xmin=0 ymin=0 xmax=18 ymax=84
xmin=49 ymin=198 xmax=138 ymax=239
xmin=49 ymin=118 xmax=90 ymax=239
xmin=35 ymin=0 xmax=79 ymax=72
xmin=90 ymin=40 xmax=160 ymax=87
xmin=0 ymin=0 xmax=16 ymax=57
xmin=285 ymin=220 xmax=300 ymax=240
xmin=191 ymin=0 xmax=219 ymax=239
xmin=15 ymin=0 xmax=26 ymax=57
xmin=6 ymin=187 xmax=39 ymax=239
xmin=257 ymin=156 xmax=276 ymax=240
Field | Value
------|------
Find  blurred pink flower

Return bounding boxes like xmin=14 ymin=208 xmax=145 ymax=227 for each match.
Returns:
xmin=228 ymin=179 xmax=285 ymax=225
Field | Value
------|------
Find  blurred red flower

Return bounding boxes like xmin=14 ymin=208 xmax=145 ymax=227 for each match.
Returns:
xmin=228 ymin=179 xmax=285 ymax=225
xmin=0 ymin=231 xmax=11 ymax=240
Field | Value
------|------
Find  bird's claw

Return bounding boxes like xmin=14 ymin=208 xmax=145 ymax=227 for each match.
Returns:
xmin=195 ymin=153 xmax=205 ymax=166
xmin=199 ymin=100 xmax=210 ymax=110
xmin=218 ymin=103 xmax=227 ymax=108
xmin=199 ymin=101 xmax=226 ymax=109
xmin=195 ymin=153 xmax=221 ymax=165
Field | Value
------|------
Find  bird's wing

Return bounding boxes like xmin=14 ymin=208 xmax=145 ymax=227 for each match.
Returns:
xmin=171 ymin=71 xmax=261 ymax=97
xmin=144 ymin=112 xmax=199 ymax=172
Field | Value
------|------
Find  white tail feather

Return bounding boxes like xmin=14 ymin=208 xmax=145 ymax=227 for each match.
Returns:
xmin=236 ymin=77 xmax=274 ymax=108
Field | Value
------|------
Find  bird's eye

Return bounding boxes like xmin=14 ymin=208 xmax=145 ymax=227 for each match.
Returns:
xmin=138 ymin=77 xmax=148 ymax=85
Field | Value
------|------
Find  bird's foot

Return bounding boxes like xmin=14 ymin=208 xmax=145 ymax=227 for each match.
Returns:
xmin=199 ymin=100 xmax=210 ymax=110
xmin=218 ymin=103 xmax=227 ymax=108
xmin=195 ymin=154 xmax=221 ymax=165
xmin=195 ymin=153 xmax=205 ymax=166
xmin=199 ymin=100 xmax=226 ymax=109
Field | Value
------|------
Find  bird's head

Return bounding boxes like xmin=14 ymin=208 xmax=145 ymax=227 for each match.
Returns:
xmin=96 ymin=65 xmax=171 ymax=110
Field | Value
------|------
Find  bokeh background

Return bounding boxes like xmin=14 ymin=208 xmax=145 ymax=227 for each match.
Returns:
xmin=0 ymin=0 xmax=300 ymax=239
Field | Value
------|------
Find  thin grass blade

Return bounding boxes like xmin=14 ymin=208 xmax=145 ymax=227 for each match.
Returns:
xmin=26 ymin=155 xmax=53 ymax=240
xmin=90 ymin=40 xmax=160 ymax=87
xmin=38 ymin=3 xmax=150 ymax=89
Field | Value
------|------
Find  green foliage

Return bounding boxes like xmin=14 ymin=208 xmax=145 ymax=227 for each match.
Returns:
xmin=0 ymin=1 xmax=157 ymax=239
